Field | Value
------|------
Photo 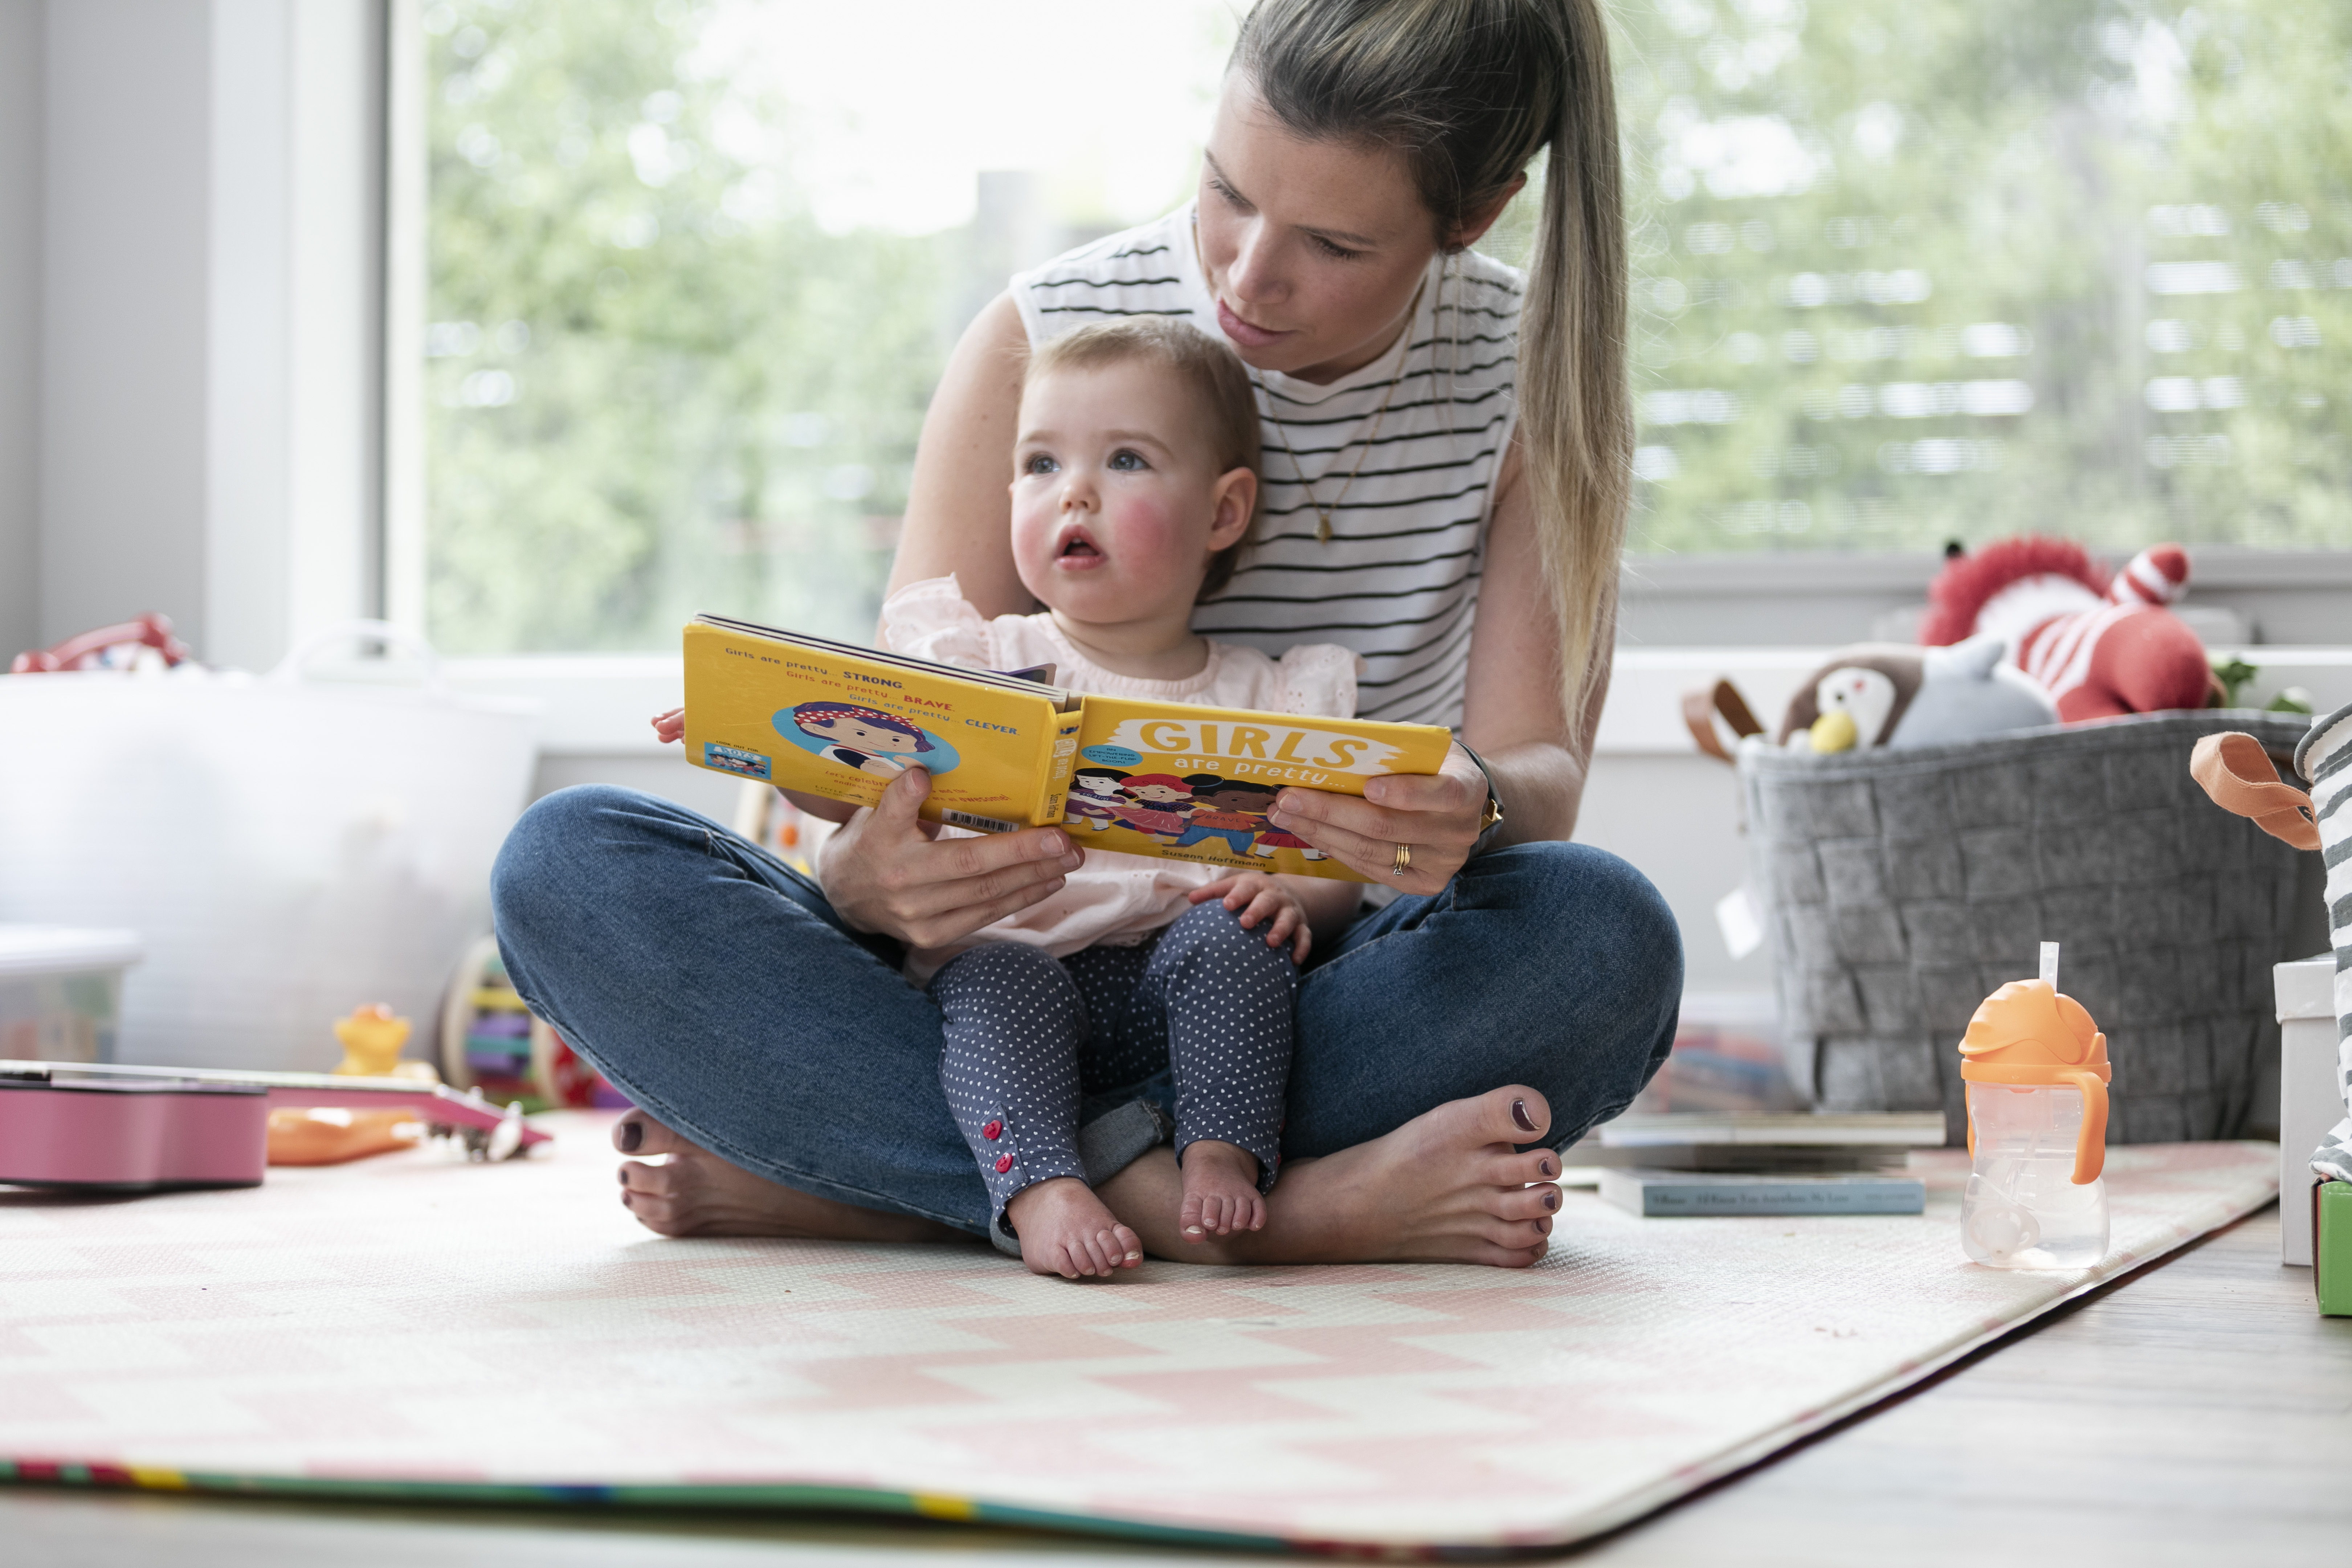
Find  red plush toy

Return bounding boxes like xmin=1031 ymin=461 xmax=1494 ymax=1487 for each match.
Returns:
xmin=1921 ymin=536 xmax=2222 ymax=721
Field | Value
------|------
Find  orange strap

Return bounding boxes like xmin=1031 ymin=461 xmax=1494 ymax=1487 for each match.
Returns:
xmin=1682 ymin=679 xmax=1764 ymax=764
xmin=2189 ymin=732 xmax=2320 ymax=851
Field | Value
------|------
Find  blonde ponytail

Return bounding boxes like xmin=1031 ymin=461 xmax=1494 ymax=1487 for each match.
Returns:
xmin=1520 ymin=0 xmax=1630 ymax=720
xmin=1234 ymin=0 xmax=1630 ymax=718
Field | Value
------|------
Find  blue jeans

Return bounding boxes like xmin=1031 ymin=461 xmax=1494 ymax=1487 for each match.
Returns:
xmin=490 ymin=785 xmax=1682 ymax=1240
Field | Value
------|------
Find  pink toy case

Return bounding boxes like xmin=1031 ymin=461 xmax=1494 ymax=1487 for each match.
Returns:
xmin=0 ymin=1061 xmax=548 ymax=1192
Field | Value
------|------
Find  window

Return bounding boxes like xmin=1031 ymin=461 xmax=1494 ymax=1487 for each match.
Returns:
xmin=415 ymin=0 xmax=1233 ymax=655
xmin=411 ymin=1 xmax=2348 ymax=659
xmin=1616 ymin=0 xmax=2352 ymax=555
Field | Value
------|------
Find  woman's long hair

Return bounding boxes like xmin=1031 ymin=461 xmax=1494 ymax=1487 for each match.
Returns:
xmin=1232 ymin=0 xmax=1629 ymax=720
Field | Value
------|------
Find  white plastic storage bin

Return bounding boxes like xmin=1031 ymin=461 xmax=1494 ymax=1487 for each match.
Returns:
xmin=2277 ymin=952 xmax=2340 ymax=1267
xmin=0 ymin=624 xmax=538 ymax=1072
xmin=0 ymin=926 xmax=142 ymax=1062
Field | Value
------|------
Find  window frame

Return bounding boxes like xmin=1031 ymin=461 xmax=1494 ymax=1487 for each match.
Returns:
xmin=374 ymin=0 xmax=2352 ymax=760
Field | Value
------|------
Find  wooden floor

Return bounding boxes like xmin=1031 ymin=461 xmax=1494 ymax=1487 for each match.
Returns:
xmin=9 ymin=1204 xmax=2346 ymax=1568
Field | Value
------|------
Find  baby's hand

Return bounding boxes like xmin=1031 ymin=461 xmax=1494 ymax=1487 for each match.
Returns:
xmin=1189 ymin=871 xmax=1311 ymax=963
xmin=651 ymin=707 xmax=685 ymax=744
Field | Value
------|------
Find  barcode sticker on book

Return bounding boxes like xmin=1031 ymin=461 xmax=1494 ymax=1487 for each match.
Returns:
xmin=941 ymin=809 xmax=1020 ymax=834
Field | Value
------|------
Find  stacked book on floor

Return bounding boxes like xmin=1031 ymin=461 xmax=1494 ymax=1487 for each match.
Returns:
xmin=1567 ymin=1113 xmax=1948 ymax=1217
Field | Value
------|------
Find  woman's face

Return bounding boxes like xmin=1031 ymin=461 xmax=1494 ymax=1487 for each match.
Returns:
xmin=1194 ymin=79 xmax=1440 ymax=384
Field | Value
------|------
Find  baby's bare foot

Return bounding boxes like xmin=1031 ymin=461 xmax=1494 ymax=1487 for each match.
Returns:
xmin=1003 ymin=1176 xmax=1143 ymax=1279
xmin=1178 ymin=1139 xmax=1265 ymax=1241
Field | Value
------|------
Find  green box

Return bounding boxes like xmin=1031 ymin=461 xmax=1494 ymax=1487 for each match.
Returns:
xmin=2320 ymin=1181 xmax=2352 ymax=1318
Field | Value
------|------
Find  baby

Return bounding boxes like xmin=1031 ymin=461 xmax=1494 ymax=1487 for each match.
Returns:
xmin=883 ymin=317 xmax=1365 ymax=1280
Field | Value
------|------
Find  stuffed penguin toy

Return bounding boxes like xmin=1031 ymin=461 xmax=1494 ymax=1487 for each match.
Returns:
xmin=1781 ymin=634 xmax=2059 ymax=752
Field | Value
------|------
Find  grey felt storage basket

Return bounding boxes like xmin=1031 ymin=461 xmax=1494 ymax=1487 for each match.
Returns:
xmin=1739 ymin=710 xmax=2321 ymax=1143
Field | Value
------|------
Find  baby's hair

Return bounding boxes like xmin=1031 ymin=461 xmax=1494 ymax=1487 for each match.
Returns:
xmin=1025 ymin=316 xmax=1262 ymax=600
xmin=791 ymin=701 xmax=933 ymax=752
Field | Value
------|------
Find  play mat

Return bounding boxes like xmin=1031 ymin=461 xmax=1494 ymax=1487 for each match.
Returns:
xmin=0 ymin=1113 xmax=2277 ymax=1551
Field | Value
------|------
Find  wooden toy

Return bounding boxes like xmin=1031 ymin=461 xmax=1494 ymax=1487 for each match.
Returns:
xmin=439 ymin=936 xmax=628 ymax=1111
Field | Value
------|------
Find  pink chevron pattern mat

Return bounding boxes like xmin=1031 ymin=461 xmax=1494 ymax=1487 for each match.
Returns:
xmin=0 ymin=1114 xmax=2276 ymax=1550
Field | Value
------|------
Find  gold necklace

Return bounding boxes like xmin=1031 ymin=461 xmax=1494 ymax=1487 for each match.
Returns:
xmin=1257 ymin=314 xmax=1412 ymax=543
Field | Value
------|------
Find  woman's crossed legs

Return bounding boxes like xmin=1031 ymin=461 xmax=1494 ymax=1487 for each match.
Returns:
xmin=491 ymin=786 xmax=1681 ymax=1270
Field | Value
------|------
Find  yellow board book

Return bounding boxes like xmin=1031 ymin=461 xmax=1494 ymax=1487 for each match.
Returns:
xmin=681 ymin=614 xmax=1453 ymax=883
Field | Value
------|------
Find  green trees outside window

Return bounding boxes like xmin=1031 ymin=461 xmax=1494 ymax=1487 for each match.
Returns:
xmin=422 ymin=0 xmax=2352 ymax=655
xmin=1612 ymin=0 xmax=2352 ymax=558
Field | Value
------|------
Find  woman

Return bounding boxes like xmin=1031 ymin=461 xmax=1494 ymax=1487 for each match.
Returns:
xmin=492 ymin=0 xmax=1681 ymax=1269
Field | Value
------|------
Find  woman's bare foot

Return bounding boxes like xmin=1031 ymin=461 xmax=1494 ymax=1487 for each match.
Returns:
xmin=612 ymin=1112 xmax=964 ymax=1244
xmin=1097 ymin=1085 xmax=1565 ymax=1268
xmin=1003 ymin=1177 xmax=1144 ymax=1279
xmin=1177 ymin=1139 xmax=1265 ymax=1241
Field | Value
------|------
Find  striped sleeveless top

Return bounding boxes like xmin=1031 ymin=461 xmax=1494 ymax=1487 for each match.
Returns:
xmin=1009 ymin=205 xmax=1525 ymax=730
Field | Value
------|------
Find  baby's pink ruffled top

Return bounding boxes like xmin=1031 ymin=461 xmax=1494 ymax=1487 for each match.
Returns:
xmin=878 ymin=575 xmax=1360 ymax=980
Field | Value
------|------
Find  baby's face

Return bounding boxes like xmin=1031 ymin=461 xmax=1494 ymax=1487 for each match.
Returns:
xmin=1009 ymin=362 xmax=1253 ymax=630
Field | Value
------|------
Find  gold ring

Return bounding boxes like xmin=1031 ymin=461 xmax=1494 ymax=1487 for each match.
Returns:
xmin=1391 ymin=841 xmax=1412 ymax=878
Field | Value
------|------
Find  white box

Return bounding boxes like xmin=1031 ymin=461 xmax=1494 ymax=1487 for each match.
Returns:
xmin=0 ymin=926 xmax=143 ymax=1063
xmin=2275 ymin=954 xmax=2343 ymax=1267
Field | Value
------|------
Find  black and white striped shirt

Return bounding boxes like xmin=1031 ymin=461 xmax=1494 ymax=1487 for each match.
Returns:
xmin=1010 ymin=205 xmax=1524 ymax=730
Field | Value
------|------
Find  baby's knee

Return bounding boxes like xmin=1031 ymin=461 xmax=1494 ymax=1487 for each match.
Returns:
xmin=1156 ymin=900 xmax=1297 ymax=979
xmin=930 ymin=941 xmax=1074 ymax=1009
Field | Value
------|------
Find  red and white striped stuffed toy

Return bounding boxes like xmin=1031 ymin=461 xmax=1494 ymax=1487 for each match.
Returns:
xmin=1921 ymin=536 xmax=2222 ymax=721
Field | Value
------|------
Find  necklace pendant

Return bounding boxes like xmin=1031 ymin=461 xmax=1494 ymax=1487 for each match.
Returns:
xmin=1316 ymin=511 xmax=1333 ymax=544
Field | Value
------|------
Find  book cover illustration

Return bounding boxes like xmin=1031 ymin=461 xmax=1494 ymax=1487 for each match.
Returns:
xmin=681 ymin=616 xmax=1453 ymax=882
xmin=683 ymin=619 xmax=1083 ymax=835
xmin=1057 ymin=697 xmax=1452 ymax=882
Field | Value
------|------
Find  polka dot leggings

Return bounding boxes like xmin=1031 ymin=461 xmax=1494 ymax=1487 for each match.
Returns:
xmin=930 ymin=901 xmax=1297 ymax=1234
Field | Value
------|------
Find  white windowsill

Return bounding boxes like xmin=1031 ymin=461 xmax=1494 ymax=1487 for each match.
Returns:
xmin=1600 ymin=645 xmax=2352 ymax=754
xmin=444 ymin=656 xmax=685 ymax=756
xmin=447 ymin=644 xmax=2352 ymax=760
xmin=1617 ymin=546 xmax=2352 ymax=595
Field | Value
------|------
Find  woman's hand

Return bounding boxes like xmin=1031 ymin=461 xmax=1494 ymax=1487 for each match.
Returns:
xmin=1188 ymin=871 xmax=1316 ymax=963
xmin=820 ymin=767 xmax=1085 ymax=948
xmin=1259 ymin=744 xmax=1490 ymax=896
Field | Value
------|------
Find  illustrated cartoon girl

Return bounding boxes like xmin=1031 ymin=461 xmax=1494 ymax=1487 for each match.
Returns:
xmin=1064 ymin=766 xmax=1128 ymax=832
xmin=789 ymin=702 xmax=935 ymax=777
xmin=1173 ymin=776 xmax=1279 ymax=856
xmin=1249 ymin=818 xmax=1328 ymax=862
xmin=1109 ymin=774 xmax=1195 ymax=841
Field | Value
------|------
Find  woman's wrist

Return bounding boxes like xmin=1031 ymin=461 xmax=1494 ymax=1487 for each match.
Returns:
xmin=1452 ymin=740 xmax=1508 ymax=858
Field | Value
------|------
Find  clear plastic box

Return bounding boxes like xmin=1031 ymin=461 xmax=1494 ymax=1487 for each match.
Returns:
xmin=0 ymin=926 xmax=142 ymax=1063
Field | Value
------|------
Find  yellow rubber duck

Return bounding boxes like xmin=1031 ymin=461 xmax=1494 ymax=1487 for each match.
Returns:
xmin=332 ymin=1004 xmax=412 ymax=1078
